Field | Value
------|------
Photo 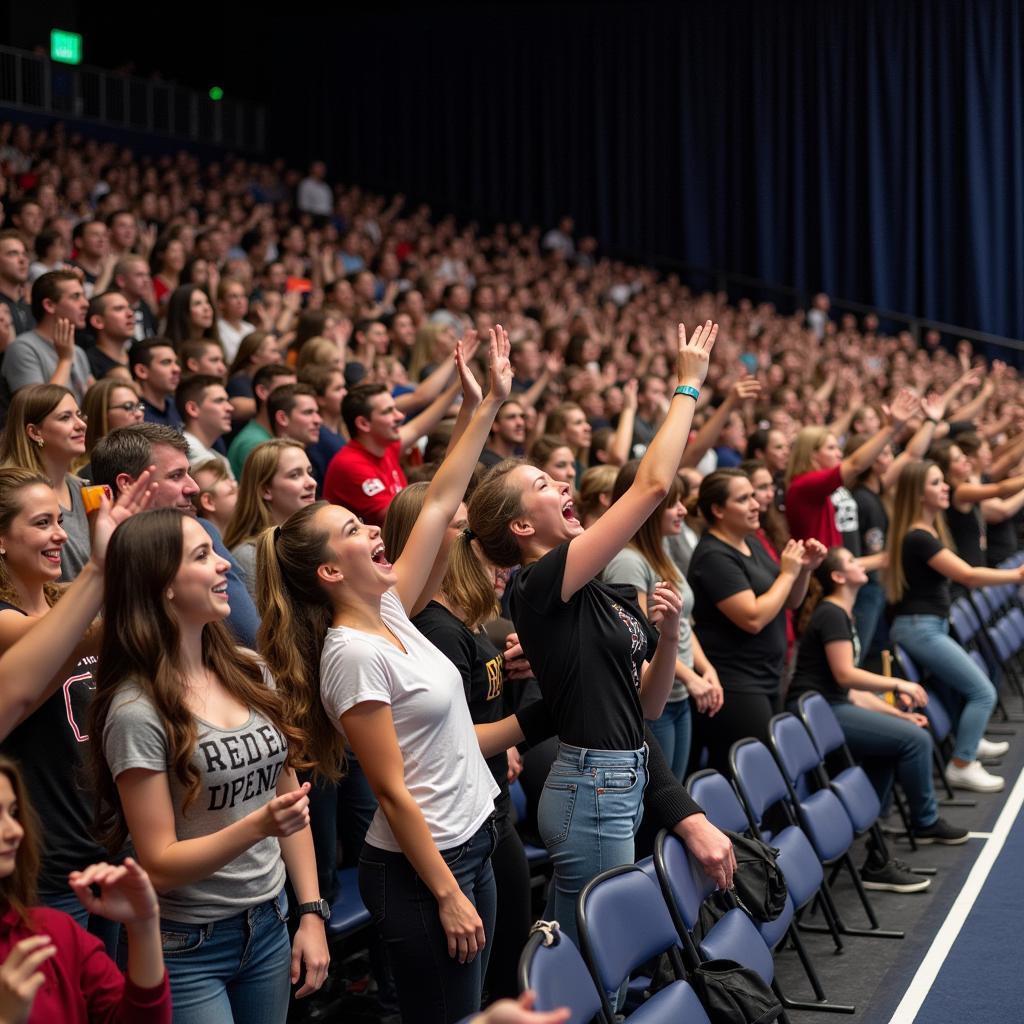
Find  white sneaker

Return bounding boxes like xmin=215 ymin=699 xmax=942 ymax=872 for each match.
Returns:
xmin=976 ymin=738 xmax=1010 ymax=762
xmin=946 ymin=759 xmax=1005 ymax=793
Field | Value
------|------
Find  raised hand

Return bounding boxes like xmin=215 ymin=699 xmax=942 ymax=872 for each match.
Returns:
xmin=53 ymin=317 xmax=75 ymax=363
xmin=648 ymin=581 xmax=683 ymax=638
xmin=68 ymin=856 xmax=159 ymax=926
xmin=887 ymin=388 xmax=921 ymax=426
xmin=731 ymin=377 xmax=762 ymax=402
xmin=676 ymin=320 xmax=719 ymax=389
xmin=801 ymin=538 xmax=828 ymax=570
xmin=89 ymin=468 xmax=157 ymax=570
xmin=622 ymin=378 xmax=639 ymax=410
xmin=454 ymin=334 xmax=483 ymax=407
xmin=487 ymin=325 xmax=514 ymax=401
xmin=779 ymin=539 xmax=806 ymax=577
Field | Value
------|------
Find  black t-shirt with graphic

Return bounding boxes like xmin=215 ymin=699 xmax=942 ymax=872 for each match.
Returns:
xmin=414 ymin=600 xmax=512 ymax=800
xmin=0 ymin=600 xmax=108 ymax=894
xmin=789 ymin=601 xmax=859 ymax=705
xmin=510 ymin=542 xmax=657 ymax=750
xmin=852 ymin=485 xmax=888 ymax=583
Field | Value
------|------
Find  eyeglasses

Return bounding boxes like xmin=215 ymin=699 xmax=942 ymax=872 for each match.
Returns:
xmin=111 ymin=401 xmax=146 ymax=413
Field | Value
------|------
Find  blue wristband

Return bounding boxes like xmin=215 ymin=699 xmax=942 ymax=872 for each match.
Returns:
xmin=674 ymin=384 xmax=700 ymax=401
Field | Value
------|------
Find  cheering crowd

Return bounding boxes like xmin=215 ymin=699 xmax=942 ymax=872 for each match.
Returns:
xmin=0 ymin=119 xmax=1022 ymax=1022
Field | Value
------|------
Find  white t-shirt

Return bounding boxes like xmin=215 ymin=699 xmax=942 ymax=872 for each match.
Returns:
xmin=320 ymin=589 xmax=498 ymax=853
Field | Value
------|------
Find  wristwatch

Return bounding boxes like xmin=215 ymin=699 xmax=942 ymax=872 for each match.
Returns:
xmin=297 ymin=898 xmax=331 ymax=922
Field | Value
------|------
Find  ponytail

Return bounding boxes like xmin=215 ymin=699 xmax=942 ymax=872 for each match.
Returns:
xmin=256 ymin=505 xmax=347 ymax=780
xmin=444 ymin=531 xmax=500 ymax=631
xmin=796 ymin=547 xmax=847 ymax=634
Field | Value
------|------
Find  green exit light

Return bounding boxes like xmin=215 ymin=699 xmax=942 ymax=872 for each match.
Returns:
xmin=209 ymin=86 xmax=224 ymax=101
xmin=50 ymin=30 xmax=82 ymax=66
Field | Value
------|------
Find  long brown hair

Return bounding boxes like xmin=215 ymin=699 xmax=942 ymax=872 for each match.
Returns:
xmin=466 ymin=459 xmax=526 ymax=568
xmin=89 ymin=509 xmax=303 ymax=852
xmin=0 ymin=467 xmax=64 ymax=610
xmin=610 ymin=460 xmax=681 ymax=584
xmin=740 ymin=458 xmax=790 ymax=554
xmin=255 ymin=502 xmax=347 ymax=779
xmin=0 ymin=756 xmax=41 ymax=921
xmin=384 ymin=483 xmax=499 ymax=630
xmin=885 ymin=460 xmax=953 ymax=604
xmin=222 ymin=439 xmax=306 ymax=549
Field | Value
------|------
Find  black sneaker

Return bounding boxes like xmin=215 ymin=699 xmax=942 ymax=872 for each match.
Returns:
xmin=860 ymin=857 xmax=931 ymax=893
xmin=915 ymin=817 xmax=969 ymax=845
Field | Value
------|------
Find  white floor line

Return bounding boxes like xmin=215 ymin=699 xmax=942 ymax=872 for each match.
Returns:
xmin=887 ymin=767 xmax=1024 ymax=1024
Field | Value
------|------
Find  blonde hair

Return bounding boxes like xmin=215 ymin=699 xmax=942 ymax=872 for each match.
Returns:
xmin=383 ymin=483 xmax=498 ymax=630
xmin=578 ymin=464 xmax=618 ymax=524
xmin=785 ymin=425 xmax=831 ymax=488
xmin=885 ymin=460 xmax=953 ymax=603
xmin=296 ymin=336 xmax=342 ymax=373
xmin=408 ymin=323 xmax=446 ymax=381
xmin=223 ymin=439 xmax=306 ymax=549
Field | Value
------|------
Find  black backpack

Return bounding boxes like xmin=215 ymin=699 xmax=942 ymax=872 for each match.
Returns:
xmin=691 ymin=959 xmax=783 ymax=1024
xmin=724 ymin=830 xmax=787 ymax=923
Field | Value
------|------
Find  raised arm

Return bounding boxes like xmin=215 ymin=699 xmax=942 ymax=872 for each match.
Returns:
xmin=839 ymin=389 xmax=918 ymax=487
xmin=680 ymin=377 xmax=760 ymax=469
xmin=0 ymin=472 xmax=155 ymax=741
xmin=393 ymin=334 xmax=479 ymax=413
xmin=953 ymin=472 xmax=1024 ymax=505
xmin=606 ymin=379 xmax=638 ymax=467
xmin=560 ymin=321 xmax=718 ymax=602
xmin=393 ymin=329 xmax=512 ymax=613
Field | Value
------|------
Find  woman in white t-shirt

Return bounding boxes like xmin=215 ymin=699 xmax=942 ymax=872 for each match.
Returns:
xmin=258 ymin=330 xmax=525 ymax=1023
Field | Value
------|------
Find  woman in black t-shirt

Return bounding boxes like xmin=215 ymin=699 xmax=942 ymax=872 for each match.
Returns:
xmin=385 ymin=482 xmax=531 ymax=1002
xmin=887 ymin=461 xmax=1024 ymax=794
xmin=789 ymin=547 xmax=966 ymax=851
xmin=467 ymin=321 xmax=716 ymax=947
xmin=0 ymin=465 xmax=154 ymax=953
xmin=688 ymin=469 xmax=825 ymax=773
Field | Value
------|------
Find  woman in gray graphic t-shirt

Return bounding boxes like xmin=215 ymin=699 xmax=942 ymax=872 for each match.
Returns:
xmin=93 ymin=509 xmax=329 ymax=1024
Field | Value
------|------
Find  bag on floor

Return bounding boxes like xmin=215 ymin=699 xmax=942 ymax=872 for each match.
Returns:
xmin=692 ymin=958 xmax=783 ymax=1024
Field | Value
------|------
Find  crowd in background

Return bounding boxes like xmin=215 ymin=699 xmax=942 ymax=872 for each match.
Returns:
xmin=0 ymin=118 xmax=1021 ymax=1023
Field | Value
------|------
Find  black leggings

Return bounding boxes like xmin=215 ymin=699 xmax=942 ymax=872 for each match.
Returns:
xmin=483 ymin=803 xmax=532 ymax=1002
xmin=693 ymin=689 xmax=780 ymax=777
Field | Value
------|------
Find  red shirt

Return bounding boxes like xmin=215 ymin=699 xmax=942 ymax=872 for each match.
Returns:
xmin=323 ymin=439 xmax=407 ymax=526
xmin=785 ymin=464 xmax=844 ymax=548
xmin=0 ymin=906 xmax=170 ymax=1024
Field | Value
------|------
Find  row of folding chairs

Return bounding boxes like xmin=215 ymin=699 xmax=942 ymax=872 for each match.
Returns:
xmin=519 ymin=694 xmax=917 ymax=1021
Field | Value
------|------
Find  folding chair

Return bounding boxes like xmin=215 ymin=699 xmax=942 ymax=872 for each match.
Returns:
xmin=326 ymin=866 xmax=370 ymax=940
xmin=518 ymin=920 xmax=604 ymax=1024
xmin=686 ymin=768 xmax=855 ymax=1013
xmin=725 ymin=741 xmax=845 ymax=953
xmin=767 ymin=715 xmax=903 ymax=940
xmin=576 ymin=864 xmax=711 ymax=1023
xmin=796 ymin=692 xmax=935 ymax=870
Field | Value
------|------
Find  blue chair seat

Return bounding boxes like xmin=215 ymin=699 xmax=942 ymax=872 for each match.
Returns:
xmin=798 ymin=789 xmax=855 ymax=863
xmin=829 ymin=765 xmax=882 ymax=833
xmin=757 ymin=890 xmax=794 ymax=949
xmin=627 ymin=981 xmax=711 ymax=1023
xmin=327 ymin=866 xmax=371 ymax=937
xmin=771 ymin=825 xmax=824 ymax=908
xmin=698 ymin=907 xmax=775 ymax=985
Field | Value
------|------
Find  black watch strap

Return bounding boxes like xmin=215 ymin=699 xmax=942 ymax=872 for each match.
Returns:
xmin=297 ymin=898 xmax=331 ymax=922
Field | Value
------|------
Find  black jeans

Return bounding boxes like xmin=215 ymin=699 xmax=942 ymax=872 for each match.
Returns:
xmin=483 ymin=802 xmax=531 ymax=1002
xmin=359 ymin=819 xmax=498 ymax=1024
xmin=694 ymin=689 xmax=780 ymax=776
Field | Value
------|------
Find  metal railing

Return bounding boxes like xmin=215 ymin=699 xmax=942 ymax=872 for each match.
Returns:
xmin=624 ymin=253 xmax=1024 ymax=357
xmin=0 ymin=45 xmax=265 ymax=152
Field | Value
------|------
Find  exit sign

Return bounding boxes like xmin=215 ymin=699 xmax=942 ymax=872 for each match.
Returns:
xmin=51 ymin=30 xmax=82 ymax=65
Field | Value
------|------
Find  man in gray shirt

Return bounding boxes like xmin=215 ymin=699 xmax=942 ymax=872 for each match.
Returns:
xmin=3 ymin=270 xmax=93 ymax=403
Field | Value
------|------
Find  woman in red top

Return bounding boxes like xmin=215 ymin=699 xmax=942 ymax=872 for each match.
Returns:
xmin=784 ymin=389 xmax=919 ymax=549
xmin=0 ymin=756 xmax=170 ymax=1023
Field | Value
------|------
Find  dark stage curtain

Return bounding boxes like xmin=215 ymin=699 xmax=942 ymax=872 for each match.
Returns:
xmin=270 ymin=1 xmax=1024 ymax=339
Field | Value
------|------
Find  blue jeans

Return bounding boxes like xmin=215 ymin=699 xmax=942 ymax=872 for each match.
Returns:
xmin=830 ymin=702 xmax=938 ymax=827
xmin=359 ymin=819 xmax=497 ymax=1024
xmin=890 ymin=614 xmax=996 ymax=762
xmin=853 ymin=579 xmax=886 ymax=662
xmin=159 ymin=890 xmax=292 ymax=1024
xmin=647 ymin=698 xmax=692 ymax=781
xmin=537 ymin=743 xmax=648 ymax=948
xmin=39 ymin=886 xmax=121 ymax=960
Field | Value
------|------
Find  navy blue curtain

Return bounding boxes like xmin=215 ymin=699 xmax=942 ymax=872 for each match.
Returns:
xmin=270 ymin=0 xmax=1024 ymax=339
